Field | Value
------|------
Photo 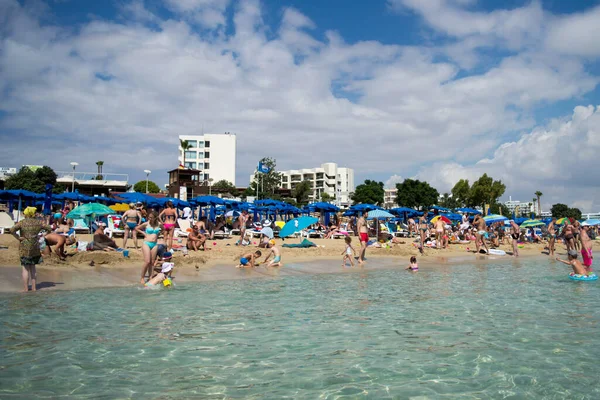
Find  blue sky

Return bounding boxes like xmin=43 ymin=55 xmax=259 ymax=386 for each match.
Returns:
xmin=1 ymin=0 xmax=600 ymax=210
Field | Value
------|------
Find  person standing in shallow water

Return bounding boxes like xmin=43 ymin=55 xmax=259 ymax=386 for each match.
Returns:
xmin=357 ymin=211 xmax=369 ymax=264
xmin=9 ymin=207 xmax=52 ymax=292
xmin=473 ymin=215 xmax=489 ymax=254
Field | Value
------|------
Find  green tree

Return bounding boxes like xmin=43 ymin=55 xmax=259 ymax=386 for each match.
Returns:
xmin=320 ymin=192 xmax=333 ymax=202
xmin=180 ymin=139 xmax=192 ymax=167
xmin=395 ymin=179 xmax=439 ymax=209
xmin=96 ymin=160 xmax=104 ymax=180
xmin=550 ymin=203 xmax=581 ymax=220
xmin=439 ymin=193 xmax=459 ymax=209
xmin=247 ymin=157 xmax=283 ymax=199
xmin=451 ymin=179 xmax=471 ymax=207
xmin=5 ymin=165 xmax=64 ymax=194
xmin=534 ymin=191 xmax=542 ymax=216
xmin=291 ymin=180 xmax=312 ymax=205
xmin=211 ymin=179 xmax=237 ymax=196
xmin=351 ymin=180 xmax=384 ymax=205
xmin=469 ymin=173 xmax=506 ymax=209
xmin=133 ymin=180 xmax=160 ymax=193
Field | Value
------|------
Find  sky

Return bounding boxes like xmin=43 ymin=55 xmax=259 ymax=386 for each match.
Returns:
xmin=1 ymin=0 xmax=600 ymax=211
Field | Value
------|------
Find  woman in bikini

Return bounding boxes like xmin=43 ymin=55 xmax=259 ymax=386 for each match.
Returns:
xmin=418 ymin=212 xmax=429 ymax=254
xmin=136 ymin=211 xmax=163 ymax=284
xmin=510 ymin=220 xmax=520 ymax=257
xmin=159 ymin=201 xmax=178 ymax=251
xmin=122 ymin=203 xmax=142 ymax=249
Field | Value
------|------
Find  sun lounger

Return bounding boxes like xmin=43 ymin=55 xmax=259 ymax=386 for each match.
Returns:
xmin=175 ymin=219 xmax=191 ymax=238
xmin=0 ymin=211 xmax=14 ymax=235
xmin=106 ymin=215 xmax=125 ymax=238
xmin=303 ymin=229 xmax=324 ymax=239
xmin=73 ymin=218 xmax=91 ymax=234
xmin=213 ymin=228 xmax=231 ymax=239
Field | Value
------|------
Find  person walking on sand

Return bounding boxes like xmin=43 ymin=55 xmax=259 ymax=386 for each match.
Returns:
xmin=434 ymin=217 xmax=445 ymax=249
xmin=237 ymin=210 xmax=249 ymax=244
xmin=9 ymin=207 xmax=52 ymax=292
xmin=357 ymin=211 xmax=369 ymax=264
xmin=341 ymin=236 xmax=356 ymax=267
xmin=510 ymin=220 xmax=520 ymax=257
xmin=473 ymin=215 xmax=489 ymax=254
xmin=418 ymin=212 xmax=429 ymax=254
xmin=159 ymin=201 xmax=178 ymax=251
xmin=122 ymin=203 xmax=142 ymax=249
xmin=547 ymin=218 xmax=557 ymax=256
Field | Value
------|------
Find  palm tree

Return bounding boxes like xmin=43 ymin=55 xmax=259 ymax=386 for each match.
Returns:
xmin=535 ymin=191 xmax=543 ymax=216
xmin=96 ymin=160 xmax=104 ymax=180
xmin=180 ymin=140 xmax=192 ymax=168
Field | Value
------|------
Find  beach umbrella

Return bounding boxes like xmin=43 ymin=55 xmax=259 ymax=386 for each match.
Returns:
xmin=279 ymin=216 xmax=318 ymax=238
xmin=483 ymin=214 xmax=508 ymax=224
xmin=430 ymin=205 xmax=451 ymax=213
xmin=67 ymin=203 xmax=114 ymax=219
xmin=367 ymin=209 xmax=395 ymax=219
xmin=455 ymin=207 xmax=481 ymax=214
xmin=430 ymin=215 xmax=451 ymax=224
xmin=110 ymin=203 xmax=130 ymax=212
xmin=582 ymin=219 xmax=600 ymax=226
xmin=520 ymin=219 xmax=545 ymax=228
xmin=261 ymin=226 xmax=274 ymax=239
xmin=556 ymin=217 xmax=573 ymax=225
xmin=224 ymin=210 xmax=240 ymax=217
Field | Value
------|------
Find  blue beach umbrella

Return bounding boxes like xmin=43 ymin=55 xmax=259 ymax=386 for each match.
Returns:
xmin=279 ymin=216 xmax=319 ymax=238
xmin=67 ymin=203 xmax=114 ymax=219
xmin=582 ymin=219 xmax=600 ymax=226
xmin=455 ymin=207 xmax=481 ymax=214
xmin=483 ymin=214 xmax=508 ymax=224
xmin=367 ymin=209 xmax=395 ymax=219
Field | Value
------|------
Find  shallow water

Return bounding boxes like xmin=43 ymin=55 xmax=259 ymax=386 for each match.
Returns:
xmin=1 ymin=258 xmax=600 ymax=399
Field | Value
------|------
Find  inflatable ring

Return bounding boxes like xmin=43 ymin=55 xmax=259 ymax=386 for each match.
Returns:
xmin=569 ymin=274 xmax=598 ymax=281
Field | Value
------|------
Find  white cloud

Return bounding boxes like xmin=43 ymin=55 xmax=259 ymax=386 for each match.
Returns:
xmin=414 ymin=106 xmax=600 ymax=211
xmin=385 ymin=174 xmax=404 ymax=188
xmin=545 ymin=4 xmax=600 ymax=57
xmin=0 ymin=0 xmax=599 ymax=212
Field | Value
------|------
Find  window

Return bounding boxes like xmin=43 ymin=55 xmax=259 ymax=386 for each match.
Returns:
xmin=204 ymin=163 xmax=210 ymax=169
xmin=204 ymin=152 xmax=210 ymax=158
xmin=197 ymin=152 xmax=204 ymax=159
xmin=186 ymin=140 xmax=197 ymax=148
xmin=184 ymin=162 xmax=196 ymax=169
xmin=198 ymin=141 xmax=204 ymax=147
xmin=185 ymin=151 xmax=196 ymax=160
xmin=204 ymin=141 xmax=210 ymax=148
xmin=282 ymin=176 xmax=288 ymax=182
xmin=204 ymin=174 xmax=209 ymax=181
xmin=196 ymin=162 xmax=204 ymax=170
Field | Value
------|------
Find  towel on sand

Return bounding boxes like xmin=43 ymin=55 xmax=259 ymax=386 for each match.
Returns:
xmin=282 ymin=239 xmax=317 ymax=248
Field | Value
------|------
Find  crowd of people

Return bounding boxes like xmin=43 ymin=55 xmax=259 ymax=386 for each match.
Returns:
xmin=5 ymin=201 xmax=597 ymax=291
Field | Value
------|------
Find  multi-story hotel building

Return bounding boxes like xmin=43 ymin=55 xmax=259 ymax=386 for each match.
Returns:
xmin=252 ymin=162 xmax=354 ymax=206
xmin=178 ymin=133 xmax=237 ymax=185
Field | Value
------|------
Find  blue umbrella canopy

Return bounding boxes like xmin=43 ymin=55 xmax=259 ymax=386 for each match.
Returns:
xmin=582 ymin=219 xmax=600 ymax=226
xmin=455 ymin=207 xmax=481 ymax=214
xmin=307 ymin=202 xmax=340 ymax=212
xmin=114 ymin=192 xmax=157 ymax=204
xmin=279 ymin=216 xmax=319 ymax=238
xmin=390 ymin=207 xmax=416 ymax=214
xmin=67 ymin=203 xmax=114 ymax=218
xmin=483 ymin=214 xmax=508 ymax=224
xmin=367 ymin=209 xmax=395 ymax=219
xmin=190 ymin=195 xmax=225 ymax=206
xmin=430 ymin=205 xmax=451 ymax=213
xmin=0 ymin=189 xmax=40 ymax=199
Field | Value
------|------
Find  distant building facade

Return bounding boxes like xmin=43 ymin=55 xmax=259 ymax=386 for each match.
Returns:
xmin=178 ymin=133 xmax=236 ymax=185
xmin=251 ymin=162 xmax=354 ymax=206
xmin=504 ymin=196 xmax=536 ymax=217
xmin=384 ymin=188 xmax=398 ymax=209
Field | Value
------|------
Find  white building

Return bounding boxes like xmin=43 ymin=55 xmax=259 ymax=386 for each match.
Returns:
xmin=504 ymin=197 xmax=536 ymax=217
xmin=384 ymin=188 xmax=398 ymax=209
xmin=178 ymin=133 xmax=237 ymax=185
xmin=252 ymin=162 xmax=354 ymax=206
xmin=0 ymin=167 xmax=17 ymax=180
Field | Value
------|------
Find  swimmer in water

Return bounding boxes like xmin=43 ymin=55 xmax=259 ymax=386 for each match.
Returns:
xmin=556 ymin=250 xmax=587 ymax=276
xmin=405 ymin=256 xmax=418 ymax=271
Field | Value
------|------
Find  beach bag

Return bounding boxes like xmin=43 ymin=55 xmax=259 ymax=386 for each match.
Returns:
xmin=77 ymin=241 xmax=88 ymax=252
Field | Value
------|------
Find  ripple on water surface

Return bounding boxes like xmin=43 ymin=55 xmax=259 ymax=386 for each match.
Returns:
xmin=1 ymin=259 xmax=600 ymax=398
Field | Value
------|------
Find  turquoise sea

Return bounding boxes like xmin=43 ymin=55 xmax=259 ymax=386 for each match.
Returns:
xmin=1 ymin=258 xmax=599 ymax=399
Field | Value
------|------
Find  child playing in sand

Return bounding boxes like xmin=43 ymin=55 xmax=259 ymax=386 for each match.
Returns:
xmin=237 ymin=250 xmax=261 ymax=268
xmin=341 ymin=236 xmax=356 ymax=267
xmin=262 ymin=240 xmax=282 ymax=267
xmin=405 ymin=256 xmax=418 ymax=271
xmin=556 ymin=250 xmax=588 ymax=276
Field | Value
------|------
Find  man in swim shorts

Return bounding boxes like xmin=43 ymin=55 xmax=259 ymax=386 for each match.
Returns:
xmin=357 ymin=211 xmax=369 ymax=264
xmin=556 ymin=250 xmax=587 ymax=276
xmin=473 ymin=215 xmax=489 ymax=254
xmin=547 ymin=218 xmax=557 ymax=256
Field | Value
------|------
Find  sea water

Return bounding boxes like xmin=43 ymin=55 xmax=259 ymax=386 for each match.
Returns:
xmin=1 ymin=258 xmax=600 ymax=399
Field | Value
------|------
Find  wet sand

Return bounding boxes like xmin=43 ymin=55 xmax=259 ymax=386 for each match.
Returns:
xmin=0 ymin=232 xmax=569 ymax=293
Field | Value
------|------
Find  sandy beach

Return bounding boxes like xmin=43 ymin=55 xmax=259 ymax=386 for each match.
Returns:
xmin=0 ymin=233 xmax=556 ymax=293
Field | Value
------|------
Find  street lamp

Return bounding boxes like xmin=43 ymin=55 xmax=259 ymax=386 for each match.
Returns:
xmin=144 ymin=170 xmax=151 ymax=193
xmin=207 ymin=178 xmax=214 ymax=195
xmin=70 ymin=162 xmax=78 ymax=192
